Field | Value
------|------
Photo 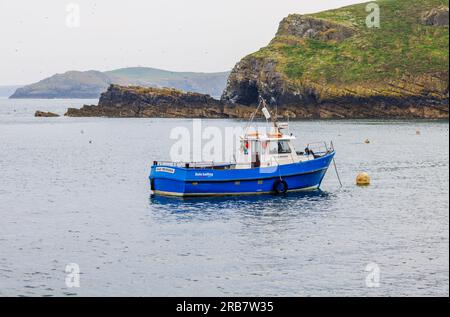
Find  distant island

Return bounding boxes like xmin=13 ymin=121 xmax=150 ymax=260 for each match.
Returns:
xmin=66 ymin=0 xmax=448 ymax=119
xmin=9 ymin=67 xmax=230 ymax=99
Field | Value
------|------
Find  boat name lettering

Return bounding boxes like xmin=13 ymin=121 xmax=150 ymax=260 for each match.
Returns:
xmin=156 ymin=167 xmax=175 ymax=174
xmin=195 ymin=172 xmax=214 ymax=177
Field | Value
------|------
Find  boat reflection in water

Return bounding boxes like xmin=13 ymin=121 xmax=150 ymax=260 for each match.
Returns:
xmin=149 ymin=190 xmax=334 ymax=216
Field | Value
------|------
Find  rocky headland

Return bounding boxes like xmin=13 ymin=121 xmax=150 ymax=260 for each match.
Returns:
xmin=66 ymin=85 xmax=234 ymax=118
xmin=65 ymin=0 xmax=449 ymax=119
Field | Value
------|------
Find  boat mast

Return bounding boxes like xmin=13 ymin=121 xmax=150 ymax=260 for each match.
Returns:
xmin=243 ymin=96 xmax=280 ymax=137
xmin=259 ymin=96 xmax=280 ymax=133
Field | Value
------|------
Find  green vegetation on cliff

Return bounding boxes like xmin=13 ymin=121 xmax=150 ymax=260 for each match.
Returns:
xmin=253 ymin=0 xmax=448 ymax=85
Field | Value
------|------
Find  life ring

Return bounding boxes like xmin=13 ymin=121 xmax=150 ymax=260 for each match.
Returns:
xmin=273 ymin=180 xmax=288 ymax=195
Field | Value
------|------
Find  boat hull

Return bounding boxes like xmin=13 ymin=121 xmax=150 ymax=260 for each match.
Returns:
xmin=150 ymin=152 xmax=335 ymax=197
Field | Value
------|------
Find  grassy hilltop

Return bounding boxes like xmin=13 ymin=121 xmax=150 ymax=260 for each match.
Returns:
xmin=265 ymin=0 xmax=449 ymax=83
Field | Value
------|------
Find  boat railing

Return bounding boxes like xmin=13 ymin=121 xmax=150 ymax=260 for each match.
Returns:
xmin=305 ymin=141 xmax=335 ymax=158
xmin=153 ymin=161 xmax=235 ymax=170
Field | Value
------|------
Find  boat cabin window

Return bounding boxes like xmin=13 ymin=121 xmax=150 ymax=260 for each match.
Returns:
xmin=269 ymin=140 xmax=291 ymax=154
xmin=242 ymin=139 xmax=291 ymax=155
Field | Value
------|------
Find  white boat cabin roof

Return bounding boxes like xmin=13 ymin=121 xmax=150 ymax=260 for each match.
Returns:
xmin=241 ymin=132 xmax=296 ymax=142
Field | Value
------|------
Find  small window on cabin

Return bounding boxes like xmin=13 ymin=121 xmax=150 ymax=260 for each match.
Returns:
xmin=269 ymin=141 xmax=291 ymax=154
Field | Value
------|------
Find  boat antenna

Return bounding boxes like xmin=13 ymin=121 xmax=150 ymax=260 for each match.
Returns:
xmin=243 ymin=96 xmax=280 ymax=136
xmin=259 ymin=96 xmax=279 ymax=131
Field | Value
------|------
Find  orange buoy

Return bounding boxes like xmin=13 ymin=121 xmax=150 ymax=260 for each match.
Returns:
xmin=356 ymin=172 xmax=371 ymax=186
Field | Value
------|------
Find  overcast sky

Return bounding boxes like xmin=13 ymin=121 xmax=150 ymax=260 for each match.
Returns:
xmin=0 ymin=0 xmax=365 ymax=85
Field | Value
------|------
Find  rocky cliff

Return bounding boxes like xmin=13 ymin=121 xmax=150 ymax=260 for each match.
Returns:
xmin=221 ymin=0 xmax=449 ymax=119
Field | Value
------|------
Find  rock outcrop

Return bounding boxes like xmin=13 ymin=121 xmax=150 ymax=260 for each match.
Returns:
xmin=66 ymin=85 xmax=232 ymax=118
xmin=274 ymin=14 xmax=356 ymax=43
xmin=221 ymin=0 xmax=449 ymax=119
xmin=421 ymin=6 xmax=449 ymax=26
xmin=35 ymin=111 xmax=60 ymax=117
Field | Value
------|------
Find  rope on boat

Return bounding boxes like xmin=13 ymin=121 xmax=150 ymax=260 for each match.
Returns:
xmin=244 ymin=99 xmax=263 ymax=136
xmin=332 ymin=157 xmax=343 ymax=188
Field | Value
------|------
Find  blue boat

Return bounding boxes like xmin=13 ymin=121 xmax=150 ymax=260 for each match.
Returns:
xmin=150 ymin=99 xmax=336 ymax=197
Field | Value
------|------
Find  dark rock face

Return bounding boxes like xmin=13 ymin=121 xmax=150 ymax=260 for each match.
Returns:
xmin=221 ymin=58 xmax=284 ymax=106
xmin=222 ymin=54 xmax=449 ymax=119
xmin=421 ymin=6 xmax=449 ymax=26
xmin=35 ymin=111 xmax=60 ymax=117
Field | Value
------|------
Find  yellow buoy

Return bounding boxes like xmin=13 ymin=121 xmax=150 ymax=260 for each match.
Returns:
xmin=356 ymin=172 xmax=371 ymax=186
xmin=364 ymin=139 xmax=370 ymax=144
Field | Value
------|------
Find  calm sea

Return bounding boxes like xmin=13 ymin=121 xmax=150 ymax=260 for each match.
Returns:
xmin=0 ymin=98 xmax=448 ymax=296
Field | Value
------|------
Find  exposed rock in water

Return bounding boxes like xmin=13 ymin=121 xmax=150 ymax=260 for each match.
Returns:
xmin=221 ymin=0 xmax=449 ymax=119
xmin=35 ymin=111 xmax=60 ymax=117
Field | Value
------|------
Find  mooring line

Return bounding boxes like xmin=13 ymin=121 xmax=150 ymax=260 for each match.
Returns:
xmin=332 ymin=157 xmax=343 ymax=188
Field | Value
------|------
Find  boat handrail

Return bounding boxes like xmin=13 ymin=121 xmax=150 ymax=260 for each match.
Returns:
xmin=153 ymin=161 xmax=236 ymax=169
xmin=305 ymin=141 xmax=335 ymax=157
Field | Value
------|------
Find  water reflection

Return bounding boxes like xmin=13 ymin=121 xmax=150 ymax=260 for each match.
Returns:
xmin=149 ymin=190 xmax=334 ymax=220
